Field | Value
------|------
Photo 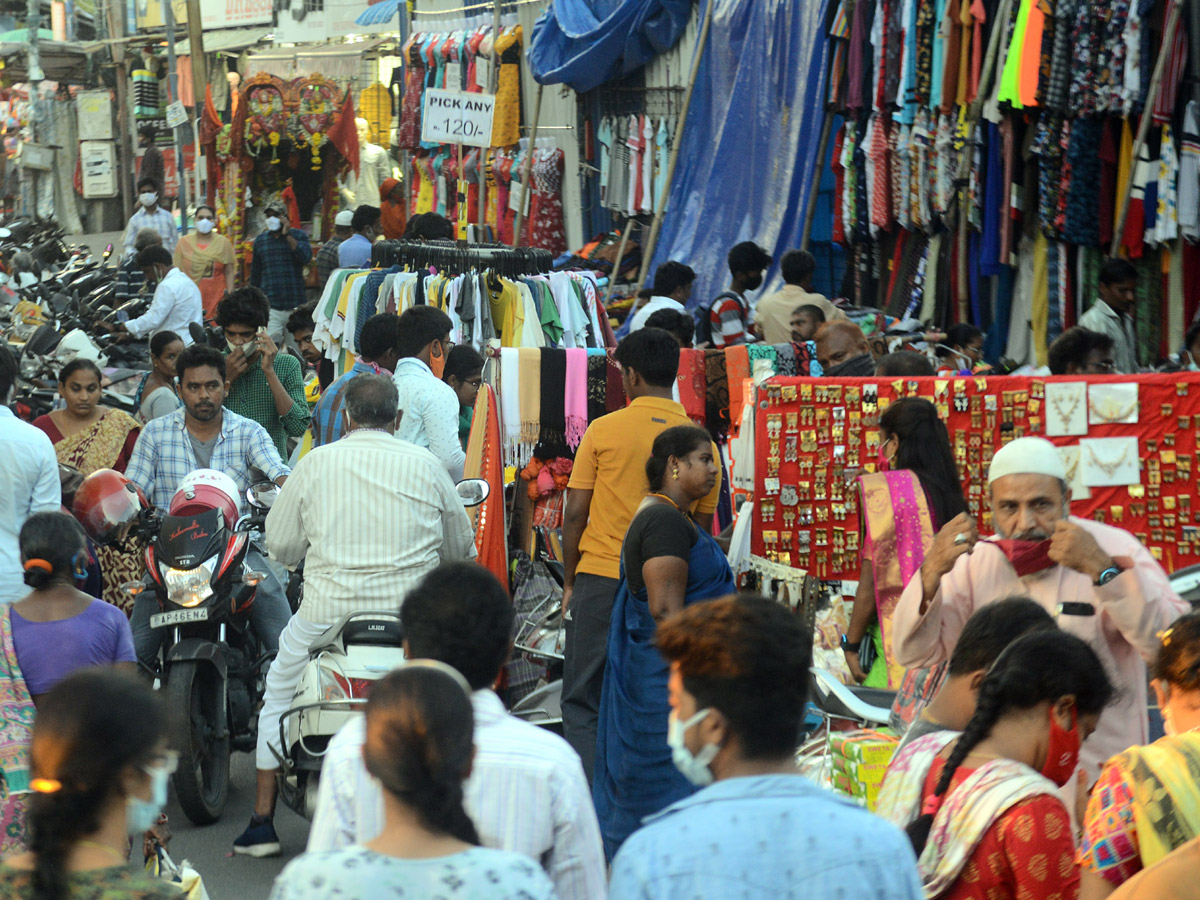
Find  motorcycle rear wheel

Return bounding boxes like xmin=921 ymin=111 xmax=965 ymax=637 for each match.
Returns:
xmin=168 ymin=659 xmax=231 ymax=825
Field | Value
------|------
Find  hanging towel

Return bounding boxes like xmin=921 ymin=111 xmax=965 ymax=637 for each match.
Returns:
xmin=677 ymin=349 xmax=707 ymax=424
xmin=500 ymin=347 xmax=522 ymax=467
xmin=538 ymin=349 xmax=568 ymax=458
xmin=565 ymin=348 xmax=588 ymax=450
xmin=518 ymin=348 xmax=541 ymax=465
xmin=587 ymin=349 xmax=608 ymax=424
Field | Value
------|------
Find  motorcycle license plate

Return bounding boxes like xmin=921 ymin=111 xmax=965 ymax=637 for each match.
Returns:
xmin=150 ymin=607 xmax=209 ymax=628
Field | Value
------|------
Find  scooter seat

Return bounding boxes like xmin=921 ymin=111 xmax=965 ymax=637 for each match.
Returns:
xmin=339 ymin=616 xmax=405 ymax=647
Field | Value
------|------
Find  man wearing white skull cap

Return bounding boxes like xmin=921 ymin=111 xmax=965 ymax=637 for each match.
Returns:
xmin=891 ymin=436 xmax=1187 ymax=779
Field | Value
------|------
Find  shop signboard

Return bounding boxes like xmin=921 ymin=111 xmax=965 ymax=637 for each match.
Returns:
xmin=421 ymin=89 xmax=495 ymax=148
xmin=80 ymin=141 xmax=118 ymax=198
xmin=76 ymin=91 xmax=113 ymax=141
xmin=200 ymin=0 xmax=273 ymax=29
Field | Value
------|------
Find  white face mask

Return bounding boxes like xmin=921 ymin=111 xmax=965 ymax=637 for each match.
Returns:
xmin=140 ymin=192 xmax=157 ymax=207
xmin=265 ymin=216 xmax=282 ymax=232
xmin=195 ymin=218 xmax=215 ymax=235
xmin=126 ymin=764 xmax=169 ymax=835
xmin=667 ymin=708 xmax=719 ymax=786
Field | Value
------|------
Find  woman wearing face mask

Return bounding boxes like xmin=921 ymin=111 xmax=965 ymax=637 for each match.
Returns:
xmin=0 ymin=512 xmax=136 ymax=857
xmin=269 ymin=663 xmax=555 ymax=900
xmin=1077 ymin=611 xmax=1200 ymax=899
xmin=876 ymin=629 xmax=1115 ymax=900
xmin=593 ymin=426 xmax=735 ymax=861
xmin=174 ymin=204 xmax=235 ymax=323
xmin=0 ymin=668 xmax=178 ymax=900
xmin=844 ymin=397 xmax=967 ymax=688
xmin=134 ymin=331 xmax=184 ymax=424
xmin=32 ymin=361 xmax=142 ymax=611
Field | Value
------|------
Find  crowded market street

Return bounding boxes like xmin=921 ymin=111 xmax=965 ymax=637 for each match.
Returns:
xmin=1 ymin=0 xmax=1200 ymax=898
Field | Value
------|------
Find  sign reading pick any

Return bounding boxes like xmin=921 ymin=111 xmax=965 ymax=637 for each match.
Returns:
xmin=421 ymin=89 xmax=496 ymax=148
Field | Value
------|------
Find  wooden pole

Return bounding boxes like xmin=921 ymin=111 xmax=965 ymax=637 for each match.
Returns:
xmin=634 ymin=0 xmax=715 ymax=294
xmin=602 ymin=218 xmax=637 ymax=308
xmin=1111 ymin=0 xmax=1184 ymax=256
xmin=511 ymin=82 xmax=543 ymax=247
xmin=106 ymin=0 xmax=132 ymax=217
xmin=185 ymin=0 xmax=206 ymax=205
xmin=799 ymin=110 xmax=835 ymax=251
xmin=163 ymin=0 xmax=188 ymax=231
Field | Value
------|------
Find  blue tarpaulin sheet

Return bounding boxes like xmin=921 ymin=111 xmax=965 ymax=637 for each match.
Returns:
xmin=528 ymin=0 xmax=693 ymax=92
xmin=650 ymin=0 xmax=831 ymax=308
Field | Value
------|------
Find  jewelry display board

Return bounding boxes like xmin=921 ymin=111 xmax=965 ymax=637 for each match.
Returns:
xmin=753 ymin=374 xmax=1200 ymax=579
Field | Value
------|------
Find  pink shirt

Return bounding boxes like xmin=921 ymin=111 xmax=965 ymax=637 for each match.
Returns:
xmin=892 ymin=516 xmax=1187 ymax=780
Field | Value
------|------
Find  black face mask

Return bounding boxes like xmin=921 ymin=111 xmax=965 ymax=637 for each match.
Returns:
xmin=824 ymin=353 xmax=875 ymax=378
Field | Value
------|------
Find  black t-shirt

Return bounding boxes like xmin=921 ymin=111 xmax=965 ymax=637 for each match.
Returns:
xmin=623 ymin=502 xmax=698 ymax=594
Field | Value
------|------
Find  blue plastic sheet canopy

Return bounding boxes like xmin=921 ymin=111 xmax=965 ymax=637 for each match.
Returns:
xmin=650 ymin=0 xmax=831 ymax=307
xmin=528 ymin=0 xmax=693 ymax=92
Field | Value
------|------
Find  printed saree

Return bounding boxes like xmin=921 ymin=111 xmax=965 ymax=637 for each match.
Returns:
xmin=858 ymin=470 xmax=937 ymax=688
xmin=0 ymin=608 xmax=35 ymax=856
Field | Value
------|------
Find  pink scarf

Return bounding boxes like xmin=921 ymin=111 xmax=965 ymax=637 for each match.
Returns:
xmin=565 ymin=348 xmax=588 ymax=450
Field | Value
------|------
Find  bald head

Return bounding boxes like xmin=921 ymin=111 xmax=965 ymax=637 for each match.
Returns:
xmin=344 ymin=374 xmax=400 ymax=433
xmin=815 ymin=321 xmax=869 ymax=371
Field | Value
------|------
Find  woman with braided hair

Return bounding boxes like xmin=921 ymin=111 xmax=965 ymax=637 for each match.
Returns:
xmin=269 ymin=662 xmax=556 ymax=900
xmin=875 ymin=629 xmax=1115 ymax=900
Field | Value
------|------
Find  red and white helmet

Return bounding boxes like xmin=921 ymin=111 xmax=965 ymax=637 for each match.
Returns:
xmin=73 ymin=468 xmax=148 ymax=545
xmin=168 ymin=469 xmax=241 ymax=530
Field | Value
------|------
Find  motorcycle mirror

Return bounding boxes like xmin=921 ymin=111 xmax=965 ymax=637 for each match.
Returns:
xmin=455 ymin=478 xmax=490 ymax=508
xmin=189 ymin=321 xmax=208 ymax=346
xmin=243 ymin=570 xmax=267 ymax=587
xmin=245 ymin=482 xmax=279 ymax=510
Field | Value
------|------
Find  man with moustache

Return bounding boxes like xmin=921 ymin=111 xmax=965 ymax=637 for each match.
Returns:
xmin=890 ymin=436 xmax=1186 ymax=780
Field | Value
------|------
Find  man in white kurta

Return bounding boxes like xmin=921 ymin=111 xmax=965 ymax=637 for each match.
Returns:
xmin=892 ymin=437 xmax=1187 ymax=780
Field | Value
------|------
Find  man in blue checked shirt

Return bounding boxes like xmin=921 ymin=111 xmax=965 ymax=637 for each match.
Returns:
xmin=310 ymin=312 xmax=402 ymax=448
xmin=250 ymin=201 xmax=313 ymax=347
xmin=124 ymin=343 xmax=293 ymax=670
xmin=608 ymin=595 xmax=923 ymax=900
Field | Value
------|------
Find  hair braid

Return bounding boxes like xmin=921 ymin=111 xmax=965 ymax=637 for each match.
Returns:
xmin=30 ymin=785 xmax=108 ymax=900
xmin=906 ymin=673 xmax=1007 ymax=857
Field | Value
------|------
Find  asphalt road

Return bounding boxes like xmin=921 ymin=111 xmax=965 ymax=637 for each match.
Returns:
xmin=157 ymin=751 xmax=311 ymax=900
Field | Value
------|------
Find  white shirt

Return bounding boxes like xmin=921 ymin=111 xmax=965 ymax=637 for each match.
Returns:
xmin=392 ymin=357 xmax=466 ymax=481
xmin=0 ymin=407 xmax=61 ymax=602
xmin=124 ymin=267 xmax=202 ymax=344
xmin=627 ymin=296 xmax=685 ymax=332
xmin=265 ymin=430 xmax=476 ymax=624
xmin=308 ymin=690 xmax=607 ymax=900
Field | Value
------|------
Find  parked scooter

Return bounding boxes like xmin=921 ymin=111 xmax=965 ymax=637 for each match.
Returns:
xmin=274 ymin=477 xmax=492 ymax=820
xmin=74 ymin=468 xmax=275 ymax=826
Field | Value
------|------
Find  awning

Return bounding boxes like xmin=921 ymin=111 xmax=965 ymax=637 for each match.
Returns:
xmin=177 ymin=28 xmax=270 ymax=55
xmin=245 ymin=36 xmax=393 ymax=79
xmin=356 ymin=0 xmax=400 ymax=28
xmin=0 ymin=39 xmax=92 ymax=82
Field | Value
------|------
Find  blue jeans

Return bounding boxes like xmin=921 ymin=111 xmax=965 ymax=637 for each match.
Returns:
xmin=130 ymin=545 xmax=292 ymax=669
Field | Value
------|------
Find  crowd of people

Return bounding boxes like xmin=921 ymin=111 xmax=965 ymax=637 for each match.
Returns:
xmin=0 ymin=185 xmax=1198 ymax=899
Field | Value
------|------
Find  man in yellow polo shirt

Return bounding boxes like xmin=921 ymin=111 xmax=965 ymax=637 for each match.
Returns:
xmin=561 ymin=327 xmax=721 ymax=781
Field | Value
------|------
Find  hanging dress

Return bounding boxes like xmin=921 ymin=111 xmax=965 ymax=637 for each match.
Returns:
xmin=491 ymin=26 xmax=523 ymax=147
xmin=529 ymin=148 xmax=567 ymax=256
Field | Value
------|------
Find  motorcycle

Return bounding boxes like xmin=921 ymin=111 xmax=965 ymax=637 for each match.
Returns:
xmin=77 ymin=468 xmax=274 ymax=826
xmin=274 ymin=477 xmax=492 ymax=820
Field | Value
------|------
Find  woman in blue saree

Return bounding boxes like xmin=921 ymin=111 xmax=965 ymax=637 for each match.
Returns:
xmin=593 ymin=425 xmax=736 ymax=859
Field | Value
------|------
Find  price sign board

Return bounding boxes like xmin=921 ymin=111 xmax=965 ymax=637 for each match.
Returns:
xmin=166 ymin=100 xmax=188 ymax=130
xmin=420 ymin=89 xmax=495 ymax=148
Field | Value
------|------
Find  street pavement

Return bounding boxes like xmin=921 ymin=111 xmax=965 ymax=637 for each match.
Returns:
xmin=156 ymin=751 xmax=310 ymax=900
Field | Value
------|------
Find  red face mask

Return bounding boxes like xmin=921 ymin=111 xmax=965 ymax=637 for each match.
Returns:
xmin=1041 ymin=706 xmax=1080 ymax=787
xmin=994 ymin=538 xmax=1055 ymax=577
xmin=876 ymin=446 xmax=891 ymax=472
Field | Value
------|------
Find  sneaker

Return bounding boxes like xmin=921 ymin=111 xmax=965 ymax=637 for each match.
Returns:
xmin=233 ymin=816 xmax=281 ymax=858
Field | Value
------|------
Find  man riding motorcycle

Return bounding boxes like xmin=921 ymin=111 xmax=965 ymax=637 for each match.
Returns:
xmin=234 ymin=373 xmax=476 ymax=857
xmin=123 ymin=344 xmax=292 ymax=669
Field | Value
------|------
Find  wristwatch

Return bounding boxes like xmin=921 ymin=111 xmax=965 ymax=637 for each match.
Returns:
xmin=1094 ymin=565 xmax=1122 ymax=586
xmin=840 ymin=633 xmax=862 ymax=653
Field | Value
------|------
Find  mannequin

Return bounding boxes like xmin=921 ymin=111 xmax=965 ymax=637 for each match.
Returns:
xmin=340 ymin=117 xmax=394 ymax=211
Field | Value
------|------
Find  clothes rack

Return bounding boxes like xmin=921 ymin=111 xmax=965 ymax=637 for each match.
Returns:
xmin=370 ymin=239 xmax=555 ymax=276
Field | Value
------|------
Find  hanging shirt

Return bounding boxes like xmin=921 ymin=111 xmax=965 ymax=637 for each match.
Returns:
xmin=653 ymin=119 xmax=669 ymax=205
xmin=639 ymin=116 xmax=654 ymax=213
xmin=1179 ymin=101 xmax=1200 ymax=243
xmin=598 ymin=117 xmax=613 ymax=207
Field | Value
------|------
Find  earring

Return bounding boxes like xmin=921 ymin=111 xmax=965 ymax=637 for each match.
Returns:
xmin=672 ymin=466 xmax=679 ymax=480
xmin=73 ymin=553 xmax=88 ymax=579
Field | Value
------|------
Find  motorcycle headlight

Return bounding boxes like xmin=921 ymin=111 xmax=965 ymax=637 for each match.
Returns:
xmin=161 ymin=554 xmax=216 ymax=608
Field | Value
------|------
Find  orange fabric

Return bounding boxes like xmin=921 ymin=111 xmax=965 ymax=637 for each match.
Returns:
xmin=1018 ymin=1 xmax=1045 ymax=106
xmin=379 ymin=177 xmax=407 ymax=239
xmin=725 ymin=345 xmax=751 ymax=435
xmin=466 ymin=385 xmax=508 ymax=591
